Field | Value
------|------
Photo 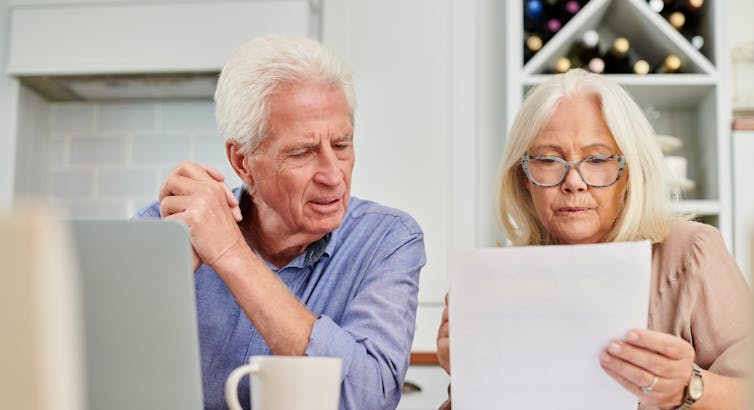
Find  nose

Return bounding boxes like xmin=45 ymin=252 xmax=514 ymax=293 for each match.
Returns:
xmin=560 ymin=165 xmax=587 ymax=193
xmin=313 ymin=146 xmax=341 ymax=186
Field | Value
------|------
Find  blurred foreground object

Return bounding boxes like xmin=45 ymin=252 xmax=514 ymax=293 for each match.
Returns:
xmin=0 ymin=203 xmax=86 ymax=410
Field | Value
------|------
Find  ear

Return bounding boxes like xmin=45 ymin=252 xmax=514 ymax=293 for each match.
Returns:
xmin=226 ymin=140 xmax=254 ymax=187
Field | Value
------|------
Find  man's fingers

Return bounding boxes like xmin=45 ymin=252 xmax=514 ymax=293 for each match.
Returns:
xmin=199 ymin=164 xmax=225 ymax=182
xmin=159 ymin=174 xmax=203 ymax=201
xmin=159 ymin=165 xmax=241 ymax=222
xmin=160 ymin=195 xmax=194 ymax=218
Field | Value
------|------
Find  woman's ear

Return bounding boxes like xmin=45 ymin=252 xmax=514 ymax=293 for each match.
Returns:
xmin=226 ymin=141 xmax=254 ymax=188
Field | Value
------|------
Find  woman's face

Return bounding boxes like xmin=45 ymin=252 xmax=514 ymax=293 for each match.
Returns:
xmin=524 ymin=93 xmax=629 ymax=244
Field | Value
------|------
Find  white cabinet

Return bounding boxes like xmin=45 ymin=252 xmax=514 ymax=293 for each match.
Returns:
xmin=7 ymin=1 xmax=312 ymax=76
xmin=397 ymin=365 xmax=449 ymax=410
xmin=502 ymin=0 xmax=733 ymax=246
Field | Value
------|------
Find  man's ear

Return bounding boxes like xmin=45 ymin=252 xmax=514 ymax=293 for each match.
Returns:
xmin=226 ymin=140 xmax=254 ymax=187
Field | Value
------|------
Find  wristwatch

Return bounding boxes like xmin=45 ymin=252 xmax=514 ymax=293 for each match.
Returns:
xmin=675 ymin=363 xmax=703 ymax=409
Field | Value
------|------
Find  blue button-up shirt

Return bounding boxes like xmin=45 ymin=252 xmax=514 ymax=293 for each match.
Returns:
xmin=136 ymin=189 xmax=425 ymax=409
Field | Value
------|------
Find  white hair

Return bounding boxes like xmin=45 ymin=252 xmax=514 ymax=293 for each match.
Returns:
xmin=214 ymin=34 xmax=357 ymax=153
xmin=496 ymin=68 xmax=679 ymax=245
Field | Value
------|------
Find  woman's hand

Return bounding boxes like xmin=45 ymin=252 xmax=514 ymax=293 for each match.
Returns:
xmin=599 ymin=328 xmax=695 ymax=409
xmin=437 ymin=293 xmax=450 ymax=374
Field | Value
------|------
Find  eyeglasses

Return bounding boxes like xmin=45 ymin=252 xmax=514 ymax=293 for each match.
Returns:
xmin=521 ymin=154 xmax=626 ymax=188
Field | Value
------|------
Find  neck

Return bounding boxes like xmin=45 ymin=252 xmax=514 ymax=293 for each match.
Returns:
xmin=238 ymin=193 xmax=318 ymax=268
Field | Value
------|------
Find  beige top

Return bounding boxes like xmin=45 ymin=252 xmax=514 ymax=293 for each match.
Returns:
xmin=640 ymin=219 xmax=752 ymax=410
xmin=440 ymin=219 xmax=751 ymax=410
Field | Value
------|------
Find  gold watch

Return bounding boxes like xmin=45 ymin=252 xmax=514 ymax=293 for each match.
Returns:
xmin=675 ymin=363 xmax=703 ymax=409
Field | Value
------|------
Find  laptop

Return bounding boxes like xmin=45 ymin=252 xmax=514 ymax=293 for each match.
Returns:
xmin=69 ymin=220 xmax=203 ymax=410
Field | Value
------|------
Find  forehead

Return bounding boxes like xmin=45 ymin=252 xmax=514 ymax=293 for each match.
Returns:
xmin=269 ymin=81 xmax=351 ymax=121
xmin=264 ymin=82 xmax=353 ymax=145
xmin=531 ymin=93 xmax=618 ymax=150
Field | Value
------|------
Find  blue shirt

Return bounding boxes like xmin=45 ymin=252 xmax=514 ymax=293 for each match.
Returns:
xmin=136 ymin=189 xmax=425 ymax=409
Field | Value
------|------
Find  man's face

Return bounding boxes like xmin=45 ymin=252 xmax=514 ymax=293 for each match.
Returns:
xmin=247 ymin=82 xmax=354 ymax=240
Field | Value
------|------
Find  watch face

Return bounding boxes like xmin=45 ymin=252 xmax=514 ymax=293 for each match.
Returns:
xmin=689 ymin=376 xmax=704 ymax=400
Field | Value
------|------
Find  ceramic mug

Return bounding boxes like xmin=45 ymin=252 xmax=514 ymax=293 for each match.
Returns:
xmin=225 ymin=355 xmax=342 ymax=410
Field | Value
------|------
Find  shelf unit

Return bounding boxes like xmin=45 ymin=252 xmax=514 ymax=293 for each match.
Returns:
xmin=505 ymin=0 xmax=732 ymax=247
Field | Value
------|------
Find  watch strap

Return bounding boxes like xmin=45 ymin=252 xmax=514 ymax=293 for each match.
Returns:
xmin=674 ymin=364 xmax=703 ymax=410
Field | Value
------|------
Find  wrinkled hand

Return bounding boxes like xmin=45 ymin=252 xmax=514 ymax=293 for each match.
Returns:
xmin=600 ymin=328 xmax=695 ymax=409
xmin=437 ymin=293 xmax=450 ymax=374
xmin=158 ymin=161 xmax=244 ymax=271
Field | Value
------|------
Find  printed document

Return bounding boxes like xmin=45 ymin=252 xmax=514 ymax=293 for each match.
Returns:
xmin=448 ymin=241 xmax=651 ymax=409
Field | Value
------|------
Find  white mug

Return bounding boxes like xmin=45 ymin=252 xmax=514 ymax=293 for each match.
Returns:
xmin=225 ymin=355 xmax=342 ymax=410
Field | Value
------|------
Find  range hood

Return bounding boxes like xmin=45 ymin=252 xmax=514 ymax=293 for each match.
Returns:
xmin=7 ymin=1 xmax=315 ymax=101
xmin=19 ymin=72 xmax=219 ymax=102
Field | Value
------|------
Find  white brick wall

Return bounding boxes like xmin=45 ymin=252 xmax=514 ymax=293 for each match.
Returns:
xmin=46 ymin=99 xmax=243 ymax=219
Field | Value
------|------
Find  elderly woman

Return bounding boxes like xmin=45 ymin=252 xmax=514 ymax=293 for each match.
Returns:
xmin=436 ymin=69 xmax=751 ymax=409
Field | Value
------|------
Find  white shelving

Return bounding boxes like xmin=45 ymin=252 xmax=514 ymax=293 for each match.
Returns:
xmin=505 ymin=0 xmax=732 ymax=247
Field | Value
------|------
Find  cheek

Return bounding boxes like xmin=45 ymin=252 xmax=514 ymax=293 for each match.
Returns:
xmin=341 ymin=159 xmax=355 ymax=176
xmin=529 ymin=189 xmax=554 ymax=218
xmin=594 ymin=189 xmax=624 ymax=219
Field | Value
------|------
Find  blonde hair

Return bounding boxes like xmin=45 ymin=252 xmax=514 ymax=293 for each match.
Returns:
xmin=496 ymin=69 xmax=678 ymax=245
xmin=214 ymin=34 xmax=356 ymax=154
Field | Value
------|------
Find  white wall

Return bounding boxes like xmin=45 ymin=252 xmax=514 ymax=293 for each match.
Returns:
xmin=15 ymin=98 xmax=239 ymax=218
xmin=728 ymin=0 xmax=754 ymax=110
xmin=727 ymin=0 xmax=754 ymax=50
xmin=322 ymin=0 xmax=477 ymax=309
xmin=0 ymin=0 xmax=19 ymax=208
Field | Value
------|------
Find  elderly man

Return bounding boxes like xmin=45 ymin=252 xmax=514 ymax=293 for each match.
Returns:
xmin=136 ymin=35 xmax=425 ymax=409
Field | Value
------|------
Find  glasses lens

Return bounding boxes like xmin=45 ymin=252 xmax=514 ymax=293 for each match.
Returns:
xmin=526 ymin=156 xmax=566 ymax=186
xmin=525 ymin=155 xmax=622 ymax=187
xmin=580 ymin=156 xmax=621 ymax=186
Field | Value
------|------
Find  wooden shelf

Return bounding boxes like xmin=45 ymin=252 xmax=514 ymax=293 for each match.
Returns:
xmin=508 ymin=0 xmax=732 ymax=246
xmin=410 ymin=352 xmax=440 ymax=366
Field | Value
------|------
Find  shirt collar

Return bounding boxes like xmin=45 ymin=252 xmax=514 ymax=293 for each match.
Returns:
xmin=233 ymin=185 xmax=336 ymax=270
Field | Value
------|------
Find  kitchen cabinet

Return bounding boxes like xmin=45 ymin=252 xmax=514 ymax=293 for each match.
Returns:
xmin=6 ymin=0 xmax=314 ymax=101
xmin=7 ymin=1 xmax=312 ymax=76
xmin=505 ymin=0 xmax=733 ymax=246
xmin=397 ymin=365 xmax=449 ymax=410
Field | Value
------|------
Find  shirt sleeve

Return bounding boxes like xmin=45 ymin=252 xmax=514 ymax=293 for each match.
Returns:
xmin=133 ymin=201 xmax=161 ymax=219
xmin=305 ymin=221 xmax=425 ymax=410
xmin=687 ymin=224 xmax=752 ymax=377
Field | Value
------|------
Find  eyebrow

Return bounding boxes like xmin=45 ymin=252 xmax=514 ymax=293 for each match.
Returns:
xmin=529 ymin=143 xmax=616 ymax=153
xmin=283 ymin=141 xmax=317 ymax=154
xmin=283 ymin=133 xmax=354 ymax=154
xmin=332 ymin=133 xmax=354 ymax=143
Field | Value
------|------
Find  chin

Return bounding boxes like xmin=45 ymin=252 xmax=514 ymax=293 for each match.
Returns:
xmin=553 ymin=228 xmax=603 ymax=244
xmin=307 ymin=218 xmax=343 ymax=236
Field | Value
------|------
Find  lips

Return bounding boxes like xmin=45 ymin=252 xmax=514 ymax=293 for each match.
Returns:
xmin=308 ymin=196 xmax=343 ymax=213
xmin=311 ymin=198 xmax=339 ymax=205
xmin=558 ymin=206 xmax=590 ymax=212
xmin=555 ymin=206 xmax=593 ymax=215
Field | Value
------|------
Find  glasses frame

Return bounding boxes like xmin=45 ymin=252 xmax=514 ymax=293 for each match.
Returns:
xmin=521 ymin=153 xmax=626 ymax=188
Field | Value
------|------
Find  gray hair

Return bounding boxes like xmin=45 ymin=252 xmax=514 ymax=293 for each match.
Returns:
xmin=214 ymin=34 xmax=357 ymax=154
xmin=496 ymin=68 xmax=678 ymax=245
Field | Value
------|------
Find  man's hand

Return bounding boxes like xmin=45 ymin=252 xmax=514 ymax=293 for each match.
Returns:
xmin=158 ymin=162 xmax=244 ymax=271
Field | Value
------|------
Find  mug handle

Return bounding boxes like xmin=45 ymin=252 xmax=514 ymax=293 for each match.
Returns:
xmin=225 ymin=363 xmax=260 ymax=410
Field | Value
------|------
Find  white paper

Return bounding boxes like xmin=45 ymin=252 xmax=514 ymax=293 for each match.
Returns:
xmin=448 ymin=241 xmax=651 ymax=409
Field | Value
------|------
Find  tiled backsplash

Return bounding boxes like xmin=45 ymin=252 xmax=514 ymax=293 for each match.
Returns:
xmin=45 ymin=100 xmax=242 ymax=219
